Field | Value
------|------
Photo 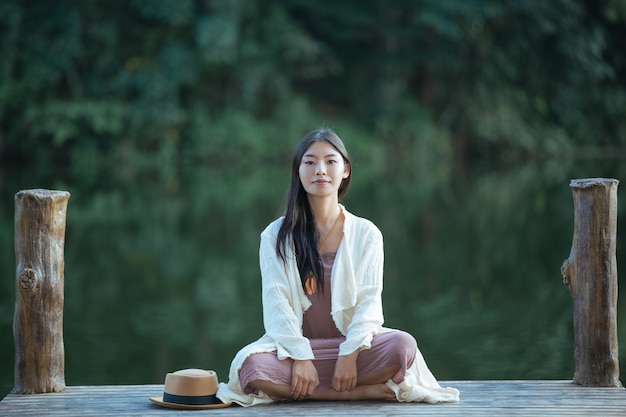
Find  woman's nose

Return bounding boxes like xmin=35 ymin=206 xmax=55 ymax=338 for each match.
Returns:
xmin=315 ymin=162 xmax=326 ymax=175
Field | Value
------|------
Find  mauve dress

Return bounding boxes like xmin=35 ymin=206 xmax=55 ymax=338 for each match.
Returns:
xmin=239 ymin=252 xmax=417 ymax=394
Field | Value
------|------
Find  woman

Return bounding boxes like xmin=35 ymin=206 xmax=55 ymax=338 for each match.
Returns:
xmin=217 ymin=128 xmax=459 ymax=406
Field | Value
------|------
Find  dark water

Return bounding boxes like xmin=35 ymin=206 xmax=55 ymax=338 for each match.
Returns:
xmin=1 ymin=154 xmax=624 ymax=397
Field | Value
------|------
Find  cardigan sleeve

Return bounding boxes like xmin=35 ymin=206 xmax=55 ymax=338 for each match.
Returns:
xmin=339 ymin=223 xmax=385 ymax=356
xmin=259 ymin=225 xmax=315 ymax=361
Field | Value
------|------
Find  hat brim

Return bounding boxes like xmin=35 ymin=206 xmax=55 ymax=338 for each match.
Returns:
xmin=149 ymin=396 xmax=233 ymax=410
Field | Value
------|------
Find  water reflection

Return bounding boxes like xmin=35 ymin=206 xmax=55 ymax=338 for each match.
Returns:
xmin=1 ymin=156 xmax=624 ymax=395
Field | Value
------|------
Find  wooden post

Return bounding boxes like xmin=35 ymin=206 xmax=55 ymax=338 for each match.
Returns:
xmin=561 ymin=178 xmax=621 ymax=387
xmin=13 ymin=189 xmax=70 ymax=394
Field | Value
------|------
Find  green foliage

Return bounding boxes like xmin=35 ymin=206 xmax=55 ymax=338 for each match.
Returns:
xmin=1 ymin=0 xmax=626 ymax=388
xmin=1 ymin=0 xmax=624 ymax=159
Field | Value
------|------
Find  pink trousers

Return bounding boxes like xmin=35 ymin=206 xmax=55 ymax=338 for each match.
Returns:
xmin=239 ymin=330 xmax=417 ymax=394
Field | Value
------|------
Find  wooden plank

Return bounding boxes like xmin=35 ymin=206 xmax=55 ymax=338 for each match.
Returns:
xmin=1 ymin=381 xmax=625 ymax=416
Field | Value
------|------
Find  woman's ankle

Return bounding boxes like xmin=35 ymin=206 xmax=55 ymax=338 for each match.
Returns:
xmin=310 ymin=383 xmax=396 ymax=401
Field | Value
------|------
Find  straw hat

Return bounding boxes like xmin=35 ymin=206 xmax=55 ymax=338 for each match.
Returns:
xmin=149 ymin=369 xmax=232 ymax=409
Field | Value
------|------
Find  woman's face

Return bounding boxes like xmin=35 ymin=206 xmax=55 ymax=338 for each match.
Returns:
xmin=299 ymin=141 xmax=350 ymax=199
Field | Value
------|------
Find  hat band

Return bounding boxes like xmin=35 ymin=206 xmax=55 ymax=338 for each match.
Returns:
xmin=163 ymin=392 xmax=218 ymax=406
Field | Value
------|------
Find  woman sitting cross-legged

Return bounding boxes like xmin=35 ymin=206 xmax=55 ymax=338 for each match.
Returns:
xmin=217 ymin=128 xmax=460 ymax=406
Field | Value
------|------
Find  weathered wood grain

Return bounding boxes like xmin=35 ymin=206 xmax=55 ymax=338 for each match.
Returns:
xmin=561 ymin=178 xmax=621 ymax=387
xmin=1 ymin=381 xmax=625 ymax=416
xmin=13 ymin=189 xmax=70 ymax=394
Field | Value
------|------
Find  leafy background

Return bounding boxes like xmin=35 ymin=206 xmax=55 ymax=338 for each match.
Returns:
xmin=1 ymin=0 xmax=625 ymax=396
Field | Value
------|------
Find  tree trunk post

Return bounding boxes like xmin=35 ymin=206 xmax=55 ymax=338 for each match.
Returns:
xmin=561 ymin=178 xmax=621 ymax=387
xmin=13 ymin=189 xmax=70 ymax=394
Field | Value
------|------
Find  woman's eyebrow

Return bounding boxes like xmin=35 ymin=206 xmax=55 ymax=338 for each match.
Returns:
xmin=303 ymin=152 xmax=341 ymax=158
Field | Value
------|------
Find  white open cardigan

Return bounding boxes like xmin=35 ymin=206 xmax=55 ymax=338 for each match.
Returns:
xmin=216 ymin=205 xmax=460 ymax=406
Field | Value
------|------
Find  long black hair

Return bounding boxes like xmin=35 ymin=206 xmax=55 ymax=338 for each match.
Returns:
xmin=276 ymin=128 xmax=352 ymax=293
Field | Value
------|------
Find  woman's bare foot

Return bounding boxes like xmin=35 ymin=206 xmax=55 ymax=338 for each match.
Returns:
xmin=310 ymin=383 xmax=397 ymax=401
xmin=267 ymin=394 xmax=291 ymax=402
xmin=347 ymin=383 xmax=397 ymax=401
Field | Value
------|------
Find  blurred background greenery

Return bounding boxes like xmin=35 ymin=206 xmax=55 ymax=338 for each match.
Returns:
xmin=1 ymin=0 xmax=626 ymax=397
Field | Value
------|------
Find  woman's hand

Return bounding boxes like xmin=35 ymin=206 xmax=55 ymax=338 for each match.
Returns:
xmin=331 ymin=350 xmax=359 ymax=392
xmin=291 ymin=360 xmax=319 ymax=400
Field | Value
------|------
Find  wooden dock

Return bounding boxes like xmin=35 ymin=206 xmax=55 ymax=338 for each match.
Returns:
xmin=1 ymin=380 xmax=625 ymax=416
xmin=5 ymin=185 xmax=624 ymax=416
